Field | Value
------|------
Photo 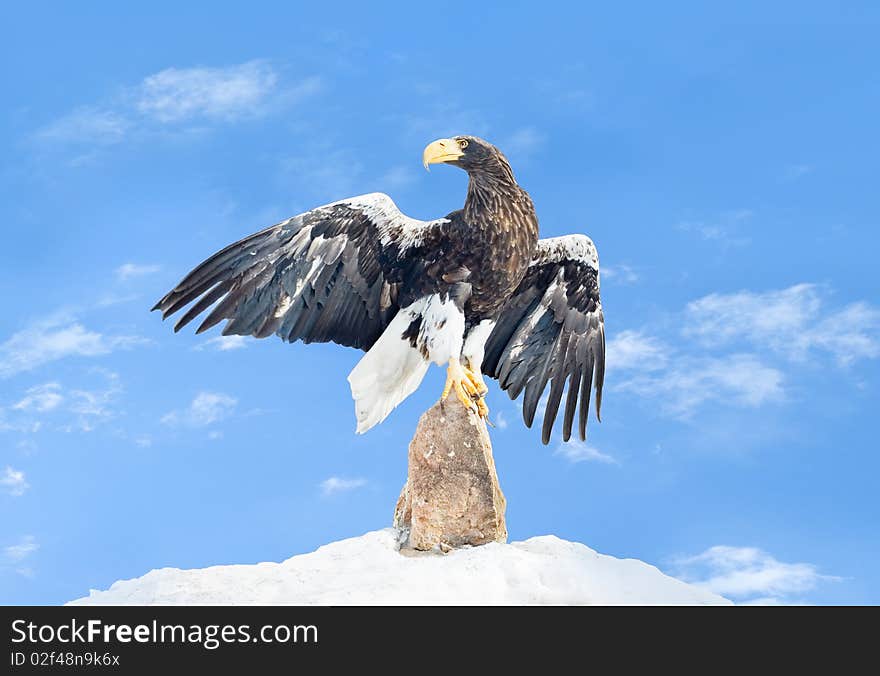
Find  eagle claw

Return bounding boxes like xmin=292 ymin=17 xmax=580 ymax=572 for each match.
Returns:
xmin=440 ymin=358 xmax=490 ymax=420
xmin=441 ymin=358 xmax=481 ymax=414
xmin=463 ymin=364 xmax=489 ymax=398
xmin=464 ymin=362 xmax=490 ymax=419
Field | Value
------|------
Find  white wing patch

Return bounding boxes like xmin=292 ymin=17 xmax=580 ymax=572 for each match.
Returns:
xmin=536 ymin=234 xmax=600 ymax=271
xmin=338 ymin=192 xmax=448 ymax=253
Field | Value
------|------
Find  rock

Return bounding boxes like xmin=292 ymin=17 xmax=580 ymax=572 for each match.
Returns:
xmin=393 ymin=400 xmax=507 ymax=550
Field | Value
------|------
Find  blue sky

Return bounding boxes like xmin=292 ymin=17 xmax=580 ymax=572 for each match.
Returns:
xmin=1 ymin=2 xmax=878 ymax=605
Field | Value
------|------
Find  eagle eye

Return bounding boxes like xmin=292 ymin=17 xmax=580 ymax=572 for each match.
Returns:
xmin=457 ymin=139 xmax=469 ymax=149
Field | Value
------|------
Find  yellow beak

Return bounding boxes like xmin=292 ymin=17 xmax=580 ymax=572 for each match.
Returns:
xmin=422 ymin=138 xmax=464 ymax=170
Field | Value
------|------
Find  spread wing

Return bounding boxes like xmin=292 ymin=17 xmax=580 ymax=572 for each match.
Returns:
xmin=152 ymin=193 xmax=448 ymax=351
xmin=483 ymin=234 xmax=605 ymax=445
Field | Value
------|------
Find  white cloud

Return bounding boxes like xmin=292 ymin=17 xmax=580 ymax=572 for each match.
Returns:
xmin=36 ymin=107 xmax=129 ymax=146
xmin=134 ymin=435 xmax=152 ymax=448
xmin=162 ymin=391 xmax=237 ymax=427
xmin=494 ymin=411 xmax=509 ymax=430
xmin=609 ymin=283 xmax=877 ymax=419
xmin=672 ymin=545 xmax=839 ymax=604
xmin=676 ymin=209 xmax=752 ymax=248
xmin=0 ymin=317 xmax=146 ymax=378
xmin=605 ymin=330 xmax=668 ymax=372
xmin=0 ymin=417 xmax=42 ymax=435
xmin=684 ymin=284 xmax=880 ymax=366
xmin=136 ymin=61 xmax=280 ymax=123
xmin=320 ymin=476 xmax=367 ymax=496
xmin=115 ymin=262 xmax=161 ymax=281
xmin=8 ymin=373 xmax=122 ymax=433
xmin=68 ymin=379 xmax=121 ymax=430
xmin=36 ymin=61 xmax=321 ymax=147
xmin=617 ymin=353 xmax=784 ymax=418
xmin=1 ymin=467 xmax=29 ymax=496
xmin=196 ymin=335 xmax=249 ymax=352
xmin=555 ymin=441 xmax=617 ymax=465
xmin=13 ymin=383 xmax=64 ymax=412
xmin=602 ymin=264 xmax=639 ymax=285
xmin=4 ymin=535 xmax=38 ymax=562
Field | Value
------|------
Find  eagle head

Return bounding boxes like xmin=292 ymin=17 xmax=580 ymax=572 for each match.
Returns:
xmin=422 ymin=135 xmax=512 ymax=179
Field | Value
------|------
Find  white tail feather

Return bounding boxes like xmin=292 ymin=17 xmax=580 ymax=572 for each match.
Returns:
xmin=348 ymin=310 xmax=430 ymax=434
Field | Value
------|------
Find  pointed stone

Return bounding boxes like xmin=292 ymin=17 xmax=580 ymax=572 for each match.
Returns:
xmin=394 ymin=400 xmax=507 ymax=550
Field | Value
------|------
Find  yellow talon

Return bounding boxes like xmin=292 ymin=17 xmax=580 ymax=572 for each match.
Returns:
xmin=475 ymin=397 xmax=489 ymax=419
xmin=441 ymin=358 xmax=479 ymax=412
xmin=463 ymin=363 xmax=489 ymax=397
xmin=441 ymin=374 xmax=454 ymax=401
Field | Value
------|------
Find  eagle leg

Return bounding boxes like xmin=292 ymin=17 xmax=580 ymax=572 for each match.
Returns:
xmin=463 ymin=361 xmax=490 ymax=419
xmin=441 ymin=357 xmax=480 ymax=413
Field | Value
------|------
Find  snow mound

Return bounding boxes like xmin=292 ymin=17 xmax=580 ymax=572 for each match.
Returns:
xmin=69 ymin=529 xmax=731 ymax=606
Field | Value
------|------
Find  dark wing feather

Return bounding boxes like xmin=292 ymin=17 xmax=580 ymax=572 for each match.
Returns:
xmin=483 ymin=234 xmax=605 ymax=445
xmin=152 ymin=193 xmax=447 ymax=351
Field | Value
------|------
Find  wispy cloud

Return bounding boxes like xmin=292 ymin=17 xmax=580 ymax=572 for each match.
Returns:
xmin=494 ymin=411 xmax=509 ymax=430
xmin=320 ymin=476 xmax=368 ymax=496
xmin=676 ymin=209 xmax=753 ymax=248
xmin=7 ymin=373 xmax=123 ymax=434
xmin=136 ymin=61 xmax=280 ymax=122
xmin=0 ymin=316 xmax=147 ymax=378
xmin=617 ymin=353 xmax=784 ymax=419
xmin=1 ymin=467 xmax=29 ymax=497
xmin=115 ymin=263 xmax=161 ymax=281
xmin=13 ymin=383 xmax=64 ymax=412
xmin=555 ymin=441 xmax=617 ymax=465
xmin=161 ymin=391 xmax=237 ymax=427
xmin=684 ymin=284 xmax=880 ymax=366
xmin=36 ymin=61 xmax=321 ymax=149
xmin=605 ymin=330 xmax=668 ymax=372
xmin=196 ymin=335 xmax=249 ymax=352
xmin=609 ymin=283 xmax=876 ymax=419
xmin=671 ymin=545 xmax=839 ymax=604
xmin=4 ymin=535 xmax=38 ymax=562
xmin=601 ymin=264 xmax=639 ymax=285
xmin=3 ymin=535 xmax=38 ymax=578
xmin=37 ymin=107 xmax=129 ymax=146
xmin=67 ymin=373 xmax=123 ymax=432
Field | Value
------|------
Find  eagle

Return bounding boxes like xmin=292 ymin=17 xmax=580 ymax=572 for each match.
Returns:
xmin=153 ymin=136 xmax=605 ymax=444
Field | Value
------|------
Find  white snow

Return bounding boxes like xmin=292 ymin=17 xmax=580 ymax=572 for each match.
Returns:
xmin=68 ymin=529 xmax=731 ymax=606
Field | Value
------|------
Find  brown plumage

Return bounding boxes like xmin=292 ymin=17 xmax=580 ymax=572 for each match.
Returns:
xmin=153 ymin=135 xmax=605 ymax=443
